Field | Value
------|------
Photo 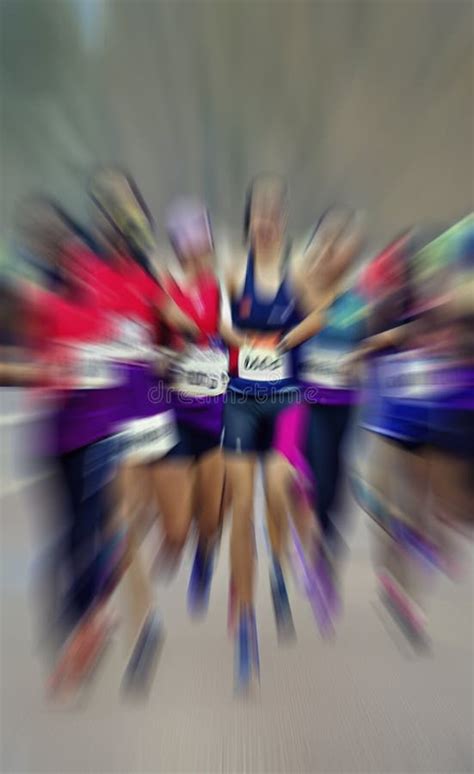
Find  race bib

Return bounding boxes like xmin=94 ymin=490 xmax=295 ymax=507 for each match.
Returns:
xmin=299 ymin=347 xmax=352 ymax=388
xmin=118 ymin=411 xmax=177 ymax=462
xmin=379 ymin=351 xmax=457 ymax=399
xmin=172 ymin=346 xmax=229 ymax=397
xmin=107 ymin=314 xmax=155 ymax=361
xmin=57 ymin=342 xmax=121 ymax=390
xmin=238 ymin=334 xmax=290 ymax=382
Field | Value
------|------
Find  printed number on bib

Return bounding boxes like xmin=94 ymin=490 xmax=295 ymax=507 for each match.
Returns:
xmin=172 ymin=347 xmax=229 ymax=396
xmin=238 ymin=334 xmax=289 ymax=382
xmin=300 ymin=348 xmax=351 ymax=388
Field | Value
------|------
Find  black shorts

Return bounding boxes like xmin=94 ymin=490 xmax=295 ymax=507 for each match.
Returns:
xmin=222 ymin=390 xmax=298 ymax=454
xmin=164 ymin=420 xmax=221 ymax=461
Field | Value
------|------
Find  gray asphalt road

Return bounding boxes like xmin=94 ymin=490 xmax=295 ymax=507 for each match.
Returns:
xmin=1 ymin=402 xmax=473 ymax=773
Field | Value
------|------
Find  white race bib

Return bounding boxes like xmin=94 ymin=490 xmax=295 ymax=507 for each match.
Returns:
xmin=172 ymin=347 xmax=229 ymax=397
xmin=300 ymin=347 xmax=351 ymax=388
xmin=238 ymin=336 xmax=289 ymax=382
xmin=379 ymin=351 xmax=454 ymax=399
xmin=107 ymin=315 xmax=155 ymax=362
xmin=58 ymin=342 xmax=121 ymax=390
xmin=238 ymin=347 xmax=289 ymax=382
xmin=117 ymin=411 xmax=177 ymax=462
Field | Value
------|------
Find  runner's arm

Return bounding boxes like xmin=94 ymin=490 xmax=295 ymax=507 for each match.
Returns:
xmin=154 ymin=287 xmax=199 ymax=339
xmin=218 ymin=272 xmax=246 ymax=348
xmin=279 ymin=217 xmax=366 ymax=352
xmin=352 ymin=320 xmax=418 ymax=359
xmin=278 ymin=269 xmax=333 ymax=352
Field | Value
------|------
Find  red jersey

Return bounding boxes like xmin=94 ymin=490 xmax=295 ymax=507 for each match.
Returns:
xmin=26 ymin=244 xmax=119 ymax=392
xmin=161 ymin=269 xmax=220 ymax=349
xmin=76 ymin=249 xmax=165 ymax=358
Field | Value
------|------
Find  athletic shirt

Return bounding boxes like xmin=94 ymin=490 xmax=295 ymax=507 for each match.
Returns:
xmin=91 ymin=252 xmax=162 ymax=364
xmin=28 ymin=246 xmax=124 ymax=454
xmin=389 ymin=217 xmax=474 ymax=413
xmin=298 ymin=287 xmax=368 ymax=404
xmin=229 ymin=252 xmax=300 ymax=395
xmin=161 ymin=269 xmax=228 ymax=434
xmin=357 ymin=237 xmax=424 ymax=439
xmin=361 ymin=221 xmax=474 ymax=447
xmin=162 ymin=269 xmax=221 ymax=350
xmin=26 ymin=242 xmax=119 ymax=393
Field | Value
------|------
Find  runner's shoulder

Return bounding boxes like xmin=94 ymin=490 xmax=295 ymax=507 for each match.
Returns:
xmin=225 ymin=249 xmax=248 ymax=298
xmin=285 ymin=245 xmax=307 ymax=295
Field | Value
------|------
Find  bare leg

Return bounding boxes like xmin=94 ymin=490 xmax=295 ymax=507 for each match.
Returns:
xmin=264 ymin=453 xmax=294 ymax=561
xmin=194 ymin=447 xmax=226 ymax=544
xmin=118 ymin=462 xmax=155 ymax=650
xmin=154 ymin=458 xmax=195 ymax=556
xmin=227 ymin=455 xmax=257 ymax=609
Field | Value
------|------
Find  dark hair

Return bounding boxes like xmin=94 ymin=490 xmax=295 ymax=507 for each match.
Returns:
xmin=243 ymin=173 xmax=288 ymax=244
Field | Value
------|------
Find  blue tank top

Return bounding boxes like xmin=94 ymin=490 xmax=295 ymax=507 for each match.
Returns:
xmin=229 ymin=252 xmax=300 ymax=394
xmin=298 ymin=288 xmax=367 ymax=404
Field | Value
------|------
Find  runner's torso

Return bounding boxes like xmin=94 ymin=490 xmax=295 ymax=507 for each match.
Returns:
xmin=92 ymin=253 xmax=162 ymax=364
xmin=229 ymin=252 xmax=300 ymax=394
xmin=298 ymin=287 xmax=367 ymax=403
xmin=162 ymin=270 xmax=228 ymax=400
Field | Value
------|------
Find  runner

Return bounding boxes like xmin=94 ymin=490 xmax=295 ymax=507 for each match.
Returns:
xmin=295 ymin=207 xmax=367 ymax=631
xmin=87 ymin=168 xmax=198 ymax=691
xmin=223 ymin=174 xmax=331 ymax=689
xmin=155 ymin=197 xmax=241 ymax=614
xmin=352 ymin=216 xmax=473 ymax=646
xmin=350 ymin=228 xmax=433 ymax=644
xmin=16 ymin=197 xmax=124 ymax=696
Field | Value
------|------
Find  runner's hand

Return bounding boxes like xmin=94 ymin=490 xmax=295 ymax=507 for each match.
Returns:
xmin=163 ymin=300 xmax=199 ymax=339
xmin=277 ymin=333 xmax=293 ymax=355
xmin=155 ymin=347 xmax=179 ymax=377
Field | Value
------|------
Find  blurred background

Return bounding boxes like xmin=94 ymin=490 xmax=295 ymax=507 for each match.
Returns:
xmin=1 ymin=2 xmax=473 ymax=773
xmin=1 ymin=0 xmax=472 ymax=243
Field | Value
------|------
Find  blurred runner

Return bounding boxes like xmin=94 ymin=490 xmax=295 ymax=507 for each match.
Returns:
xmin=154 ymin=198 xmax=240 ymax=615
xmin=352 ymin=216 xmax=473 ymax=646
xmin=88 ymin=168 xmax=198 ymax=692
xmin=15 ymin=196 xmax=124 ymax=696
xmin=293 ymin=207 xmax=367 ymax=632
xmin=223 ymin=174 xmax=330 ymax=689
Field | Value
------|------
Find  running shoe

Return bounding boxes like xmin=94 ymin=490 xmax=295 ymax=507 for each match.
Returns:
xmin=187 ymin=543 xmax=214 ymax=616
xmin=122 ymin=609 xmax=164 ymax=695
xmin=378 ymin=571 xmax=429 ymax=650
xmin=48 ymin=607 xmax=113 ymax=699
xmin=394 ymin=521 xmax=439 ymax=574
xmin=270 ymin=557 xmax=296 ymax=643
xmin=235 ymin=608 xmax=259 ymax=693
xmin=248 ymin=608 xmax=260 ymax=678
xmin=288 ymin=523 xmax=319 ymax=596
xmin=314 ymin=548 xmax=342 ymax=620
xmin=304 ymin=546 xmax=339 ymax=637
